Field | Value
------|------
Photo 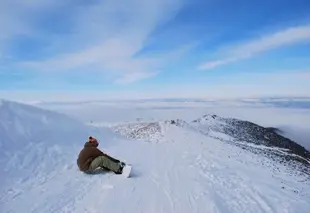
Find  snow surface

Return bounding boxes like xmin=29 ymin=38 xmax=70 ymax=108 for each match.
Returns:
xmin=0 ymin=100 xmax=119 ymax=202
xmin=1 ymin=99 xmax=310 ymax=213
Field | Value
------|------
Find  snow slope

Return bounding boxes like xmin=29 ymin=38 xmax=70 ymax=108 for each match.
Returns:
xmin=111 ymin=115 xmax=310 ymax=169
xmin=0 ymin=100 xmax=118 ymax=201
xmin=1 ymin=100 xmax=310 ymax=213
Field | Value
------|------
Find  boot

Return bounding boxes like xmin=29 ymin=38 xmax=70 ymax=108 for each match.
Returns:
xmin=114 ymin=162 xmax=126 ymax=174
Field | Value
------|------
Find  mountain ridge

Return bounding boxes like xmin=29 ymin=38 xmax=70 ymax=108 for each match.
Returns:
xmin=108 ymin=114 xmax=310 ymax=178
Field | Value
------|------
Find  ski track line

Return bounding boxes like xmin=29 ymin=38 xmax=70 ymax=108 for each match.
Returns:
xmin=48 ymin=172 xmax=116 ymax=213
xmin=164 ymin=167 xmax=178 ymax=213
xmin=2 ymin=166 xmax=96 ymax=213
xmin=31 ymin=175 xmax=92 ymax=213
xmin=1 ymin=169 xmax=60 ymax=205
xmin=149 ymin=171 xmax=176 ymax=213
xmin=194 ymin=149 xmax=277 ymax=213
xmin=160 ymin=140 xmax=207 ymax=213
xmin=206 ymin=146 xmax=310 ymax=213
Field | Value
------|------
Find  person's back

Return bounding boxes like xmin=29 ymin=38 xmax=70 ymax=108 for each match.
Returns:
xmin=77 ymin=141 xmax=103 ymax=171
xmin=77 ymin=136 xmax=126 ymax=175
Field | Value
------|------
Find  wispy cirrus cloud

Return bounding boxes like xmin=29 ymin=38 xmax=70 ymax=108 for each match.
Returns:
xmin=18 ymin=0 xmax=186 ymax=84
xmin=0 ymin=0 xmax=67 ymax=47
xmin=114 ymin=70 xmax=159 ymax=84
xmin=198 ymin=24 xmax=310 ymax=70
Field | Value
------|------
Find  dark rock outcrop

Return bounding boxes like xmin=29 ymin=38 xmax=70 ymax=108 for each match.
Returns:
xmin=222 ymin=118 xmax=309 ymax=159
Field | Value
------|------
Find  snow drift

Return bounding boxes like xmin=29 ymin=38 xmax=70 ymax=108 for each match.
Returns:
xmin=0 ymin=99 xmax=117 ymax=197
xmin=1 ymin=99 xmax=310 ymax=213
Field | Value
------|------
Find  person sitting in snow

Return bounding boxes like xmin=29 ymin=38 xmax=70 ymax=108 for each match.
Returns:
xmin=77 ymin=136 xmax=126 ymax=174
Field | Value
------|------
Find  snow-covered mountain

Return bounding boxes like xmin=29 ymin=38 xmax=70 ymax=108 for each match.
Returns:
xmin=111 ymin=114 xmax=310 ymax=177
xmin=1 ymin=99 xmax=310 ymax=213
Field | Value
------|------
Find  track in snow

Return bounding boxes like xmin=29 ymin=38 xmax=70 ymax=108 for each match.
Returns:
xmin=2 ymin=123 xmax=310 ymax=213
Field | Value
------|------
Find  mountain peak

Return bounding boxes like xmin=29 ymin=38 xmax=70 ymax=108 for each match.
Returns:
xmin=110 ymin=114 xmax=310 ymax=177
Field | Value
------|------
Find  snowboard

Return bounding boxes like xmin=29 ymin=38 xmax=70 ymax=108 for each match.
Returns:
xmin=122 ymin=164 xmax=132 ymax=178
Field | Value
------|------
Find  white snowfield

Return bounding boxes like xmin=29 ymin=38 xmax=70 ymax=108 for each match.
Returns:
xmin=0 ymin=99 xmax=309 ymax=213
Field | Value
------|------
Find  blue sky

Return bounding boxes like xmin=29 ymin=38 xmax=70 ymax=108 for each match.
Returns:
xmin=0 ymin=0 xmax=310 ymax=100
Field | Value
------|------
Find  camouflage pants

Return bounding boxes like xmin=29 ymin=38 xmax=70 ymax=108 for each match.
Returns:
xmin=88 ymin=154 xmax=121 ymax=173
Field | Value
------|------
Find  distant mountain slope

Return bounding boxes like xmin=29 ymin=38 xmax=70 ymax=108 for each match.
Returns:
xmin=192 ymin=115 xmax=309 ymax=158
xmin=276 ymin=125 xmax=310 ymax=151
xmin=110 ymin=114 xmax=310 ymax=178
